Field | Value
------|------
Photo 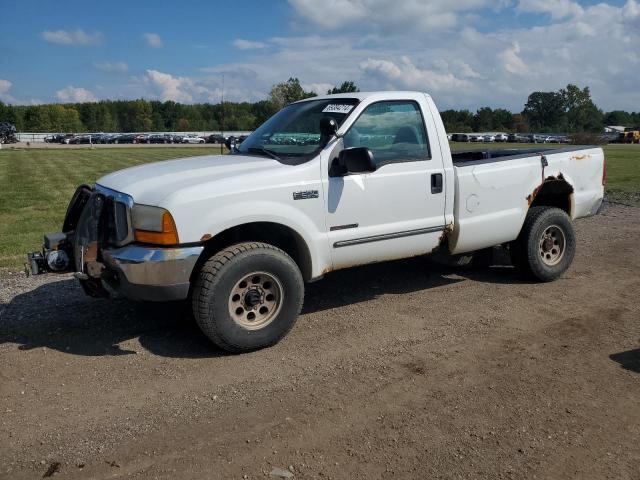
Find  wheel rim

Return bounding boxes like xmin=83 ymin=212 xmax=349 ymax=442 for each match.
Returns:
xmin=228 ymin=271 xmax=283 ymax=330
xmin=539 ymin=225 xmax=566 ymax=266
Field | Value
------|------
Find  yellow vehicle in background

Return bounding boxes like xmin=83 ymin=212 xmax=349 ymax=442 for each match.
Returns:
xmin=617 ymin=130 xmax=640 ymax=143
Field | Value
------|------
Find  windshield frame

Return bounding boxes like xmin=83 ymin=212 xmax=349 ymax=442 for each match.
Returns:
xmin=236 ymin=98 xmax=360 ymax=165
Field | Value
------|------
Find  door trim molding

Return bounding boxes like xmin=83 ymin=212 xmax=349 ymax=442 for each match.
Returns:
xmin=333 ymin=226 xmax=445 ymax=248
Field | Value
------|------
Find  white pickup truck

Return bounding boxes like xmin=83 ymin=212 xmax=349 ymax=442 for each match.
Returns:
xmin=29 ymin=91 xmax=605 ymax=352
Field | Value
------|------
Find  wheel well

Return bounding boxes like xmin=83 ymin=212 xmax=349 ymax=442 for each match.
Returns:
xmin=192 ymin=222 xmax=313 ymax=282
xmin=528 ymin=177 xmax=574 ymax=216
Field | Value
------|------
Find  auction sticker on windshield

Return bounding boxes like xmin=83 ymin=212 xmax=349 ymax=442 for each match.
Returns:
xmin=322 ymin=104 xmax=355 ymax=114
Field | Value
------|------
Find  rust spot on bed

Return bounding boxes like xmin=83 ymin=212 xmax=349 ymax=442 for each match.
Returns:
xmin=200 ymin=233 xmax=213 ymax=241
xmin=570 ymin=154 xmax=591 ymax=161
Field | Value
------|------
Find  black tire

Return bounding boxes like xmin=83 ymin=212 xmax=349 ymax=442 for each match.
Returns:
xmin=191 ymin=242 xmax=304 ymax=353
xmin=510 ymin=206 xmax=575 ymax=282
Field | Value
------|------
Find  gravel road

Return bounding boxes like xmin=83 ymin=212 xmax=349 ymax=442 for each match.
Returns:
xmin=1 ymin=204 xmax=639 ymax=479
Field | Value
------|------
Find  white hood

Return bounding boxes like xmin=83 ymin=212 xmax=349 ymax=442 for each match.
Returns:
xmin=97 ymin=154 xmax=287 ymax=206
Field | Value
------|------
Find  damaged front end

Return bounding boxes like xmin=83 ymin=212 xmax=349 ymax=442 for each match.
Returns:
xmin=27 ymin=184 xmax=132 ymax=298
xmin=27 ymin=184 xmax=203 ymax=302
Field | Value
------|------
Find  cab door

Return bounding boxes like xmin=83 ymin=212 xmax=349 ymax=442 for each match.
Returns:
xmin=324 ymin=99 xmax=447 ymax=270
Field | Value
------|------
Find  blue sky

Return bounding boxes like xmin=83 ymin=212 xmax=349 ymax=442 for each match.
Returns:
xmin=1 ymin=0 xmax=639 ymax=111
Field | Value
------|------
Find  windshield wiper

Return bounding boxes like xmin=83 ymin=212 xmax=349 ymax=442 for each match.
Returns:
xmin=246 ymin=147 xmax=282 ymax=161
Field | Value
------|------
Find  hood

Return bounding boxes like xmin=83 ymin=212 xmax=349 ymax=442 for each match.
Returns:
xmin=96 ymin=154 xmax=286 ymax=206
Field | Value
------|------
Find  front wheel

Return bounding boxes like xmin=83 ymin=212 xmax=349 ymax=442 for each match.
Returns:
xmin=192 ymin=242 xmax=304 ymax=352
xmin=510 ymin=206 xmax=575 ymax=282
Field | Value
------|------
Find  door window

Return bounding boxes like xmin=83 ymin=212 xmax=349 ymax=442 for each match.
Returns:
xmin=343 ymin=101 xmax=430 ymax=167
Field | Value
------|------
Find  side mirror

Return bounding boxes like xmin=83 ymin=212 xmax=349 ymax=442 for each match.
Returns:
xmin=338 ymin=147 xmax=376 ymax=174
xmin=319 ymin=117 xmax=339 ymax=138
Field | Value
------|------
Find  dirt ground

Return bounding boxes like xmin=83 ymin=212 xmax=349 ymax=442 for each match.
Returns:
xmin=1 ymin=204 xmax=639 ymax=480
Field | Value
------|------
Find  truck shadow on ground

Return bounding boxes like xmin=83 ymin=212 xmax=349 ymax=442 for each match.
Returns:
xmin=0 ymin=255 xmax=532 ymax=359
xmin=609 ymin=348 xmax=640 ymax=374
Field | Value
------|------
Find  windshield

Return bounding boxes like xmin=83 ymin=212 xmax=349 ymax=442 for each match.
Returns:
xmin=237 ymin=98 xmax=360 ymax=164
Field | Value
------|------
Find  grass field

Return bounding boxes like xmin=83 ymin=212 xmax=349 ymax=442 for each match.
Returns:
xmin=1 ymin=143 xmax=638 ymax=271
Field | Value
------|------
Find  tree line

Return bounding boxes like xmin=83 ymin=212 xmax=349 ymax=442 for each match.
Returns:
xmin=0 ymin=78 xmax=637 ymax=133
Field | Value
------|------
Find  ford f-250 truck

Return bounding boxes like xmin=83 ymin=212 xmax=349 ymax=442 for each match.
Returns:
xmin=28 ymin=91 xmax=605 ymax=352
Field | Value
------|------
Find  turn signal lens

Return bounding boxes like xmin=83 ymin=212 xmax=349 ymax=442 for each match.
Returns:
xmin=134 ymin=211 xmax=179 ymax=245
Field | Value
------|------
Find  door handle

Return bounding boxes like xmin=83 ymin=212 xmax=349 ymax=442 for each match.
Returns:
xmin=431 ymin=173 xmax=443 ymax=194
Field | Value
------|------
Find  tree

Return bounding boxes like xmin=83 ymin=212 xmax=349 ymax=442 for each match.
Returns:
xmin=604 ymin=110 xmax=633 ymax=126
xmin=523 ymin=91 xmax=565 ymax=132
xmin=440 ymin=109 xmax=474 ymax=132
xmin=491 ymin=108 xmax=515 ymax=131
xmin=327 ymin=81 xmax=360 ymax=94
xmin=269 ymin=78 xmax=316 ymax=109
xmin=473 ymin=107 xmax=495 ymax=132
xmin=560 ymin=84 xmax=603 ymax=133
xmin=251 ymin=100 xmax=279 ymax=128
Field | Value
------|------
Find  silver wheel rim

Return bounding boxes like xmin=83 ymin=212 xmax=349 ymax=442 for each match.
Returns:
xmin=228 ymin=271 xmax=283 ymax=330
xmin=539 ymin=225 xmax=566 ymax=266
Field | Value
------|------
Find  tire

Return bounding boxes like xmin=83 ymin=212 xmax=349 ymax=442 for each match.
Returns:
xmin=510 ymin=206 xmax=575 ymax=282
xmin=192 ymin=242 xmax=304 ymax=352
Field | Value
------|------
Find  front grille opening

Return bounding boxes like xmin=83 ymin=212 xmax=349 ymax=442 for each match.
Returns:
xmin=103 ymin=198 xmax=130 ymax=245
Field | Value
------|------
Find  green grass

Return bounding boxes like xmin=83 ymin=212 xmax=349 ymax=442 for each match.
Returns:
xmin=0 ymin=146 xmax=227 ymax=271
xmin=0 ymin=143 xmax=638 ymax=271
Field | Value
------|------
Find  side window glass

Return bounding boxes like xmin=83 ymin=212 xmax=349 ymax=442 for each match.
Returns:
xmin=343 ymin=101 xmax=430 ymax=167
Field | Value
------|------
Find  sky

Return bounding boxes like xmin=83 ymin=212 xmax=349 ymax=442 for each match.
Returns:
xmin=0 ymin=0 xmax=639 ymax=112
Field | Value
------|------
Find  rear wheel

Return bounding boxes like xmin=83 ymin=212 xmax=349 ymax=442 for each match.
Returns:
xmin=192 ymin=242 xmax=304 ymax=352
xmin=510 ymin=206 xmax=575 ymax=282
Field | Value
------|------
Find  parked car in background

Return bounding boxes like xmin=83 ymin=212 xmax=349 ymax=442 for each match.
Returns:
xmin=507 ymin=133 xmax=529 ymax=143
xmin=469 ymin=134 xmax=484 ymax=142
xmin=483 ymin=134 xmax=496 ymax=142
xmin=181 ymin=134 xmax=205 ymax=144
xmin=205 ymin=134 xmax=226 ymax=144
xmin=147 ymin=134 xmax=172 ymax=144
xmin=113 ymin=134 xmax=136 ymax=144
xmin=89 ymin=133 xmax=107 ymax=144
xmin=451 ymin=133 xmax=470 ymax=142
xmin=494 ymin=133 xmax=508 ymax=142
xmin=44 ymin=133 xmax=65 ymax=143
xmin=225 ymin=135 xmax=250 ymax=149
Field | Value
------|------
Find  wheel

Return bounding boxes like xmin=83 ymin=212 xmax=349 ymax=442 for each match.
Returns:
xmin=192 ymin=242 xmax=304 ymax=352
xmin=510 ymin=206 xmax=575 ymax=282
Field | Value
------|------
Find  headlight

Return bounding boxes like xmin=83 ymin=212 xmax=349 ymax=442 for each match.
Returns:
xmin=131 ymin=204 xmax=179 ymax=245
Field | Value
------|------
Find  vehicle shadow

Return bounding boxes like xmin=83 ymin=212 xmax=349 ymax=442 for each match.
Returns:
xmin=1 ymin=254 xmax=532 ymax=359
xmin=0 ymin=278 xmax=219 ymax=359
xmin=610 ymin=348 xmax=640 ymax=374
xmin=303 ymin=253 xmax=534 ymax=314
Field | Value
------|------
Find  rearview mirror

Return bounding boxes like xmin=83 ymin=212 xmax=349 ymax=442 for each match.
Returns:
xmin=319 ymin=117 xmax=338 ymax=138
xmin=338 ymin=147 xmax=376 ymax=174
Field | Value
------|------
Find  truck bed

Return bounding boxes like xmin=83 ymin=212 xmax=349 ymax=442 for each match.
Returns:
xmin=447 ymin=146 xmax=605 ymax=255
xmin=451 ymin=146 xmax=596 ymax=166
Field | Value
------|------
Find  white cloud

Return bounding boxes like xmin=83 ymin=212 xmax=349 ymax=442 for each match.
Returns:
xmin=93 ymin=61 xmax=129 ymax=73
xmin=143 ymin=69 xmax=214 ymax=103
xmin=0 ymin=79 xmax=43 ymax=105
xmin=303 ymin=82 xmax=334 ymax=95
xmin=499 ymin=42 xmax=529 ymax=75
xmin=0 ymin=79 xmax=11 ymax=95
xmin=233 ymin=38 xmax=266 ymax=50
xmin=288 ymin=0 xmax=503 ymax=31
xmin=40 ymin=29 xmax=103 ymax=45
xmin=56 ymin=86 xmax=98 ymax=102
xmin=30 ymin=1 xmax=636 ymax=111
xmin=517 ymin=0 xmax=583 ymax=20
xmin=360 ymin=56 xmax=470 ymax=91
xmin=143 ymin=33 xmax=163 ymax=48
